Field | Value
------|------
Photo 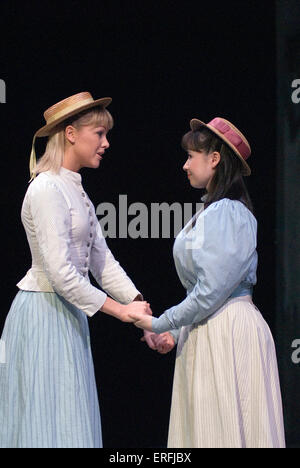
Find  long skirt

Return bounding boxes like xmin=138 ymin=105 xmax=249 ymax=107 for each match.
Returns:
xmin=167 ymin=295 xmax=286 ymax=448
xmin=0 ymin=291 xmax=102 ymax=448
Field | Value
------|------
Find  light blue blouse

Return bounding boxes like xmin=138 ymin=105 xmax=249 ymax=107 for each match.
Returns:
xmin=152 ymin=197 xmax=258 ymax=341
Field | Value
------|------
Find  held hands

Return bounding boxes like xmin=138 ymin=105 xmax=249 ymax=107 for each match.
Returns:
xmin=119 ymin=301 xmax=152 ymax=324
xmin=126 ymin=303 xmax=153 ymax=331
xmin=124 ymin=299 xmax=176 ymax=354
xmin=142 ymin=331 xmax=175 ymax=354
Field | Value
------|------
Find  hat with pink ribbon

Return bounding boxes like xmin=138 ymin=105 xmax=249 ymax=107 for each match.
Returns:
xmin=190 ymin=117 xmax=251 ymax=176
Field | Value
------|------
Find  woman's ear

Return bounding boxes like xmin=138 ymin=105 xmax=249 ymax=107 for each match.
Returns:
xmin=211 ymin=151 xmax=221 ymax=168
xmin=65 ymin=125 xmax=76 ymax=144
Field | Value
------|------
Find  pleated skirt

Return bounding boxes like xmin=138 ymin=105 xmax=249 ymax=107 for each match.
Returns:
xmin=167 ymin=295 xmax=286 ymax=448
xmin=0 ymin=291 xmax=102 ymax=448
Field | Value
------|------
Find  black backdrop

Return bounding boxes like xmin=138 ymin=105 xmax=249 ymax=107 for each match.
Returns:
xmin=0 ymin=0 xmax=282 ymax=448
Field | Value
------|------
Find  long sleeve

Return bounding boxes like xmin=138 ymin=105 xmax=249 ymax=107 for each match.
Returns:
xmin=152 ymin=199 xmax=257 ymax=334
xmin=168 ymin=328 xmax=181 ymax=344
xmin=89 ymin=220 xmax=142 ymax=304
xmin=29 ymin=178 xmax=107 ymax=317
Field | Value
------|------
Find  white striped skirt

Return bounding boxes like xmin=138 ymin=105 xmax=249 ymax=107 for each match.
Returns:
xmin=167 ymin=295 xmax=286 ymax=448
xmin=0 ymin=291 xmax=102 ymax=448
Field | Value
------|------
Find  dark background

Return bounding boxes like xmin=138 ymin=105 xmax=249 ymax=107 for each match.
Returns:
xmin=0 ymin=0 xmax=295 ymax=448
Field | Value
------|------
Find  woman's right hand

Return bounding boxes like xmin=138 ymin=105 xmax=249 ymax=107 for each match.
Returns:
xmin=119 ymin=301 xmax=152 ymax=323
xmin=100 ymin=296 xmax=151 ymax=323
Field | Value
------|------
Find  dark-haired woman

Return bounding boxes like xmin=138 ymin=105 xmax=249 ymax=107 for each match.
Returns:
xmin=133 ymin=118 xmax=286 ymax=448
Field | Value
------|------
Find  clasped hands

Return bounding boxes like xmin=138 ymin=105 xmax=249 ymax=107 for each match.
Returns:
xmin=122 ymin=300 xmax=175 ymax=354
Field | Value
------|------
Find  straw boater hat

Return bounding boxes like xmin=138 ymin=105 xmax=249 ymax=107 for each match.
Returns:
xmin=190 ymin=117 xmax=251 ymax=176
xmin=29 ymin=92 xmax=112 ymax=178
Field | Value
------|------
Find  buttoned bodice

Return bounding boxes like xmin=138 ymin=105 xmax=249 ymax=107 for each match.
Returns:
xmin=17 ymin=167 xmax=140 ymax=316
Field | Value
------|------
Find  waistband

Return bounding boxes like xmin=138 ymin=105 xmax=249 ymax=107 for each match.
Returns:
xmin=225 ymin=294 xmax=253 ymax=305
xmin=191 ymin=295 xmax=254 ymax=329
xmin=228 ymin=284 xmax=253 ymax=299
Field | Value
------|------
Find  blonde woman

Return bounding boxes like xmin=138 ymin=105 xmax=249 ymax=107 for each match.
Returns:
xmin=0 ymin=92 xmax=149 ymax=448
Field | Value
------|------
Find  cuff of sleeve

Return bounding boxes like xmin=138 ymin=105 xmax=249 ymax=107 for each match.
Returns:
xmin=123 ymin=288 xmax=143 ymax=304
xmin=169 ymin=328 xmax=180 ymax=344
xmin=85 ymin=291 xmax=108 ymax=317
xmin=132 ymin=292 xmax=144 ymax=301
xmin=152 ymin=314 xmax=174 ymax=334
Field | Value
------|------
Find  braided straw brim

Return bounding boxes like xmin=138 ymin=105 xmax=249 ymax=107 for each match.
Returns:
xmin=35 ymin=92 xmax=112 ymax=138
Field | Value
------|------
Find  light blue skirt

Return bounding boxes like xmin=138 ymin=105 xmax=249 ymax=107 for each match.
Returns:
xmin=0 ymin=291 xmax=102 ymax=448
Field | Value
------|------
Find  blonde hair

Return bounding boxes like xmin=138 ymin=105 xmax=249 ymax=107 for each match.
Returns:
xmin=32 ymin=106 xmax=114 ymax=177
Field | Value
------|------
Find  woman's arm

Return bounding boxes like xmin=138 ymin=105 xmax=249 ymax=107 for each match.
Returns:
xmin=89 ymin=220 xmax=143 ymax=304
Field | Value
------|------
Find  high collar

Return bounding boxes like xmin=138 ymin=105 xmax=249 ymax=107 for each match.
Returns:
xmin=201 ymin=193 xmax=208 ymax=202
xmin=59 ymin=166 xmax=82 ymax=185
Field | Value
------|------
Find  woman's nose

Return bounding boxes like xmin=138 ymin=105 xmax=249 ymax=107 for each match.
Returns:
xmin=103 ymin=136 xmax=110 ymax=149
xmin=183 ymin=160 xmax=189 ymax=171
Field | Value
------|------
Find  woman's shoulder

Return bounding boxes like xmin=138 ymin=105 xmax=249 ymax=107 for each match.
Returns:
xmin=203 ymin=197 xmax=257 ymax=227
xmin=26 ymin=171 xmax=64 ymax=199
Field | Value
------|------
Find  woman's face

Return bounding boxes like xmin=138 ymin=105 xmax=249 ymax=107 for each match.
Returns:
xmin=67 ymin=124 xmax=110 ymax=170
xmin=183 ymin=149 xmax=219 ymax=189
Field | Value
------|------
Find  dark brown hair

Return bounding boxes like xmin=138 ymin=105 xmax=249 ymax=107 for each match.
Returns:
xmin=181 ymin=127 xmax=254 ymax=214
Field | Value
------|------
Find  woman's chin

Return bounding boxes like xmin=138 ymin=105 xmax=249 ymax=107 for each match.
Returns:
xmin=86 ymin=159 xmax=101 ymax=169
xmin=189 ymin=180 xmax=203 ymax=189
